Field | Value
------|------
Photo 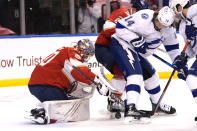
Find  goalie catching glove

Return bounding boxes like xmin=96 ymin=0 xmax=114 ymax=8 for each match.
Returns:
xmin=93 ymin=76 xmax=110 ymax=96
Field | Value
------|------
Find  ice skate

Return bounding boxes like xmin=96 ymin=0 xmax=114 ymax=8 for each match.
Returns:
xmin=195 ymin=116 xmax=197 ymax=122
xmin=124 ymin=104 xmax=151 ymax=124
xmin=107 ymin=97 xmax=124 ymax=119
xmin=26 ymin=108 xmax=49 ymax=124
xmin=152 ymin=103 xmax=176 ymax=115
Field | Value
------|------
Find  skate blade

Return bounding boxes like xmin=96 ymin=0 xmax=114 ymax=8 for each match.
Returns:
xmin=154 ymin=112 xmax=177 ymax=117
xmin=124 ymin=117 xmax=151 ymax=124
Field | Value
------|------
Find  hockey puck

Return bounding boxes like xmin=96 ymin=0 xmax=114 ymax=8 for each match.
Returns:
xmin=115 ymin=112 xmax=121 ymax=119
xmin=195 ymin=117 xmax=197 ymax=121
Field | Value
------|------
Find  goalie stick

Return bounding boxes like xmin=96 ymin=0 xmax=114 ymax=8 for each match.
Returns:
xmin=153 ymin=40 xmax=190 ymax=115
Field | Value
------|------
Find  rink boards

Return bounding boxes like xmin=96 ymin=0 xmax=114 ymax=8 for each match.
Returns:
xmin=0 ymin=34 xmax=185 ymax=87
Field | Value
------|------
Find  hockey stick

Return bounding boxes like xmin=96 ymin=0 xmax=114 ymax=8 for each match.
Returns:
xmin=68 ymin=62 xmax=124 ymax=106
xmin=157 ymin=47 xmax=167 ymax=54
xmin=153 ymin=40 xmax=190 ymax=115
xmin=152 ymin=54 xmax=174 ymax=68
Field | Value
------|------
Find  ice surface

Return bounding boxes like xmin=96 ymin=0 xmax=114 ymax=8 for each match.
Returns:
xmin=0 ymin=79 xmax=197 ymax=131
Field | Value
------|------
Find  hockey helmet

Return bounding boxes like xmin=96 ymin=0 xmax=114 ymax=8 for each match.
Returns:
xmin=132 ymin=0 xmax=149 ymax=11
xmin=76 ymin=39 xmax=95 ymax=62
xmin=157 ymin=6 xmax=175 ymax=27
xmin=169 ymin=0 xmax=189 ymax=13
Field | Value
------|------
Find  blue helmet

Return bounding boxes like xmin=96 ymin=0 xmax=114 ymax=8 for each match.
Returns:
xmin=132 ymin=0 xmax=149 ymax=11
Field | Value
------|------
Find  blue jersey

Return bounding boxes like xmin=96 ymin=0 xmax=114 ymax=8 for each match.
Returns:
xmin=112 ymin=9 xmax=180 ymax=61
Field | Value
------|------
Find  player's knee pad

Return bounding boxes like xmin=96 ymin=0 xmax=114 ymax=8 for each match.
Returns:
xmin=126 ymin=74 xmax=143 ymax=87
xmin=144 ymin=72 xmax=162 ymax=104
xmin=186 ymin=74 xmax=197 ymax=101
xmin=144 ymin=72 xmax=160 ymax=91
xmin=125 ymin=75 xmax=143 ymax=105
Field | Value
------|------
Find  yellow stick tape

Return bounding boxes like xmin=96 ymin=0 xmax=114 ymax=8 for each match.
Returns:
xmin=0 ymin=72 xmax=178 ymax=87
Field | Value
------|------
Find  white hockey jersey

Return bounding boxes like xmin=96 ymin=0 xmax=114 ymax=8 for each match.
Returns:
xmin=179 ymin=4 xmax=197 ymax=58
xmin=112 ymin=9 xmax=180 ymax=61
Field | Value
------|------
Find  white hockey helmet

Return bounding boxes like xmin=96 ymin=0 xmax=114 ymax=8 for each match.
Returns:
xmin=76 ymin=39 xmax=95 ymax=62
xmin=169 ymin=0 xmax=189 ymax=13
xmin=157 ymin=6 xmax=175 ymax=27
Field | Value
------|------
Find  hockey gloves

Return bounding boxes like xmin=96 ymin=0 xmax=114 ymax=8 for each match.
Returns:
xmin=134 ymin=42 xmax=149 ymax=54
xmin=96 ymin=82 xmax=110 ymax=96
xmin=172 ymin=55 xmax=189 ymax=80
xmin=177 ymin=67 xmax=188 ymax=80
xmin=94 ymin=76 xmax=109 ymax=96
xmin=185 ymin=19 xmax=197 ymax=41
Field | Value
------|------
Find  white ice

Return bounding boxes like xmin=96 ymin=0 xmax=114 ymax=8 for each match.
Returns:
xmin=0 ymin=79 xmax=197 ymax=131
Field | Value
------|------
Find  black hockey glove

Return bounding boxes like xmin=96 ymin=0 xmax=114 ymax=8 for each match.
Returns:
xmin=134 ymin=42 xmax=149 ymax=54
xmin=173 ymin=55 xmax=188 ymax=71
xmin=177 ymin=66 xmax=188 ymax=80
xmin=173 ymin=55 xmax=189 ymax=80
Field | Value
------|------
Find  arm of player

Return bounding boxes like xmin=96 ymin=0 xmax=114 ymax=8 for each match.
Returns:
xmin=162 ymin=27 xmax=181 ymax=61
xmin=115 ymin=21 xmax=145 ymax=48
xmin=67 ymin=58 xmax=96 ymax=85
xmin=65 ymin=58 xmax=110 ymax=96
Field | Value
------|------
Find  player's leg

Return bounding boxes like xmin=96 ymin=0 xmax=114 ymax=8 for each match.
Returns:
xmin=27 ymin=98 xmax=90 ymax=124
xmin=95 ymin=43 xmax=123 ymax=78
xmin=95 ymin=44 xmax=116 ymax=73
xmin=27 ymin=85 xmax=69 ymax=124
xmin=186 ymin=59 xmax=197 ymax=120
xmin=110 ymin=38 xmax=144 ymax=121
xmin=42 ymin=98 xmax=90 ymax=123
xmin=95 ymin=43 xmax=125 ymax=115
xmin=28 ymin=84 xmax=69 ymax=102
xmin=139 ymin=55 xmax=176 ymax=114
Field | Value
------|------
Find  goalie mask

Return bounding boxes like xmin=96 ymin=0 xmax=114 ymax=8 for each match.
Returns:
xmin=76 ymin=39 xmax=95 ymax=62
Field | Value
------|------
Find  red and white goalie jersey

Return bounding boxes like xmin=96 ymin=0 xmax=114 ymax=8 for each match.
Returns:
xmin=28 ymin=47 xmax=96 ymax=94
xmin=95 ymin=8 xmax=131 ymax=47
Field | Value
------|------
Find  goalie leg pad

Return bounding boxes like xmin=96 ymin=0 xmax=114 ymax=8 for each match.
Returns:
xmin=43 ymin=97 xmax=90 ymax=123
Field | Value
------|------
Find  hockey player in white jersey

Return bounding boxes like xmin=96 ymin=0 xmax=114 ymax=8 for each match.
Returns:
xmin=169 ymin=0 xmax=197 ymax=121
xmin=109 ymin=6 xmax=183 ymax=122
